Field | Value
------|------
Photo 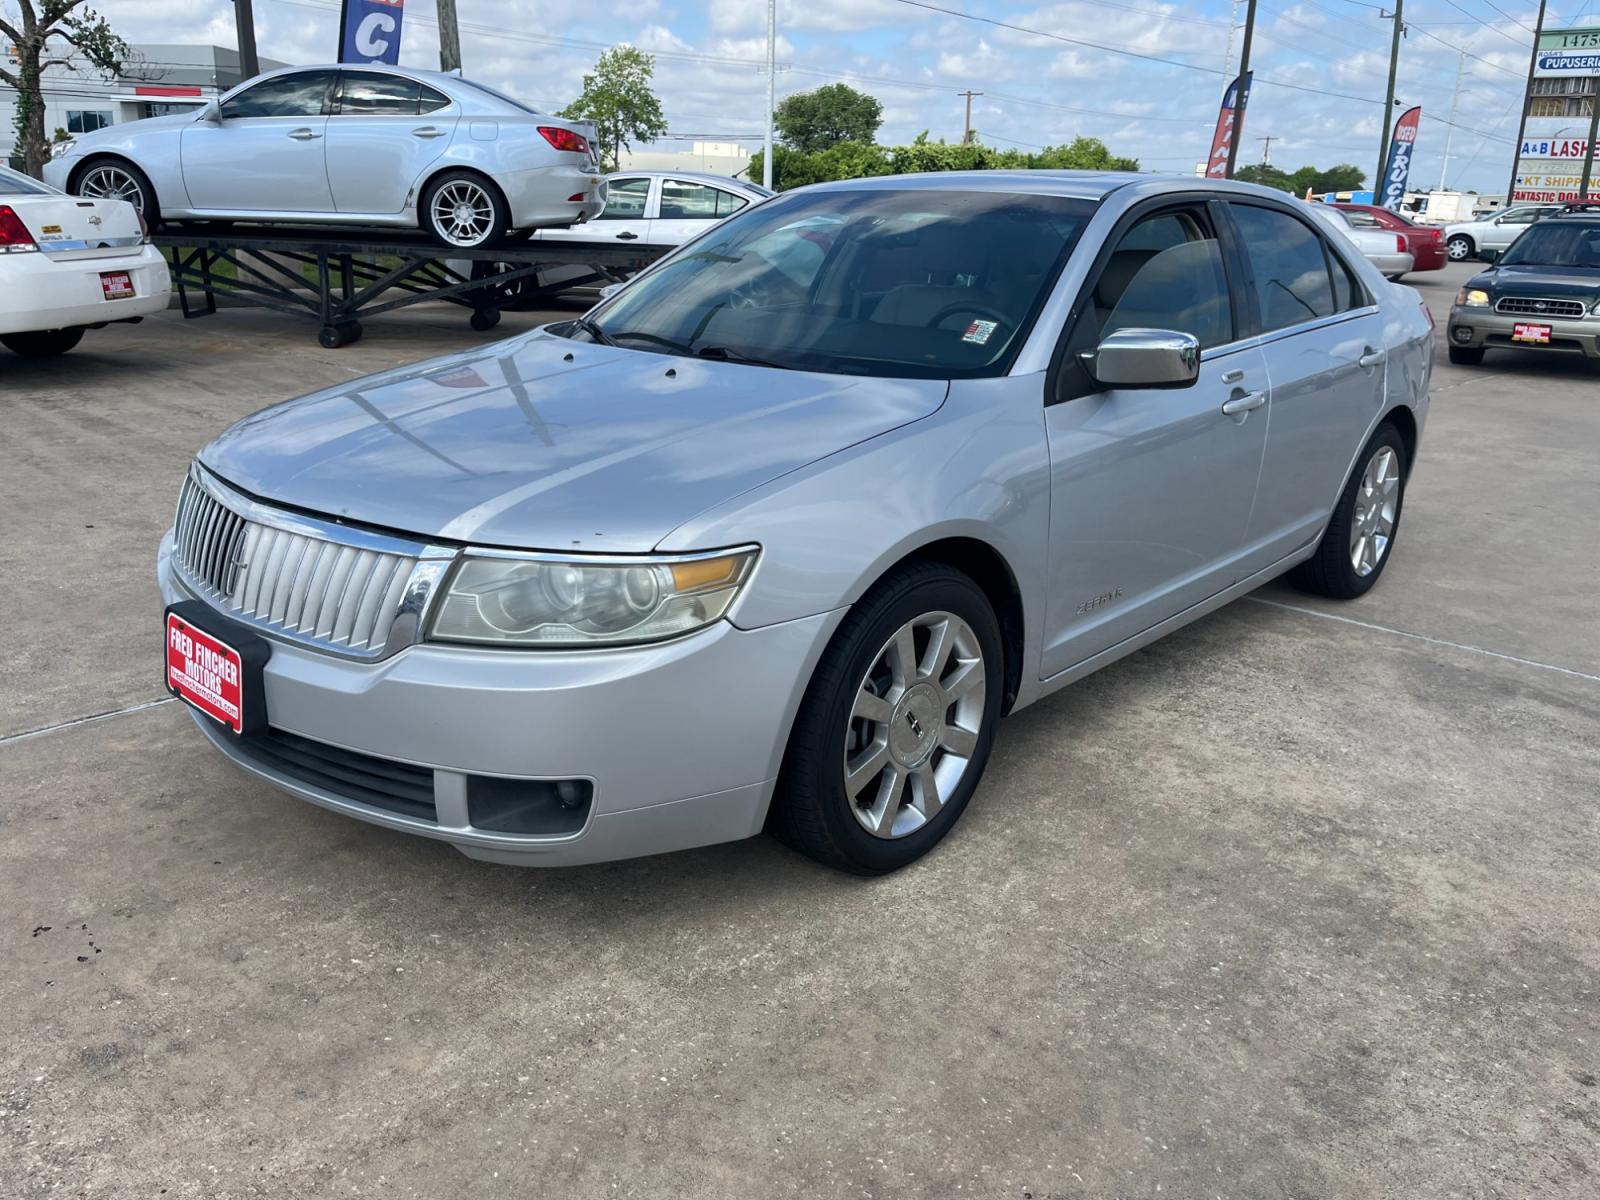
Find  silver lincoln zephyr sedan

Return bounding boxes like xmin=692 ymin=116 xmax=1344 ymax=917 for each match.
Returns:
xmin=159 ymin=172 xmax=1433 ymax=874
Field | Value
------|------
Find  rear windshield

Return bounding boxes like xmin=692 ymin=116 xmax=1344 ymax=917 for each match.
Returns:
xmin=0 ymin=165 xmax=57 ymax=196
xmin=1499 ymin=221 xmax=1600 ymax=268
xmin=455 ymin=78 xmax=541 ymax=114
xmin=584 ymin=187 xmax=1095 ymax=379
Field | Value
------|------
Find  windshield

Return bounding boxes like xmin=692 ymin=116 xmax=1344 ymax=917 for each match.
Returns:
xmin=1499 ymin=222 xmax=1600 ymax=268
xmin=0 ymin=165 xmax=57 ymax=196
xmin=582 ymin=188 xmax=1094 ymax=378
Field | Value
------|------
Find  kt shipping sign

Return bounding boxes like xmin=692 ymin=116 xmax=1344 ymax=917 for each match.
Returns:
xmin=340 ymin=0 xmax=405 ymax=66
xmin=1379 ymin=106 xmax=1421 ymax=212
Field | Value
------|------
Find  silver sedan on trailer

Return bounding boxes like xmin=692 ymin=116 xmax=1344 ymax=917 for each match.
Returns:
xmin=159 ymin=172 xmax=1433 ymax=874
xmin=44 ymin=65 xmax=604 ymax=249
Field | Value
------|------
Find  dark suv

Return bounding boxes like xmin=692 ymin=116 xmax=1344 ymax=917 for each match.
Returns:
xmin=1447 ymin=211 xmax=1600 ymax=365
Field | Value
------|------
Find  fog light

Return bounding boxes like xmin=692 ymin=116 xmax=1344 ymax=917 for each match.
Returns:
xmin=467 ymin=776 xmax=593 ymax=835
xmin=1452 ymin=326 xmax=1474 ymax=344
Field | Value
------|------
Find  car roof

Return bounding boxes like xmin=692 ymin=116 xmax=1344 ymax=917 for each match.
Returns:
xmin=609 ymin=169 xmax=764 ymax=193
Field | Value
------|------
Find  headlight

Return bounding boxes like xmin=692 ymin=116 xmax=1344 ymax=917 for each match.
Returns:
xmin=51 ymin=137 xmax=77 ymax=159
xmin=428 ymin=548 xmax=758 ymax=647
xmin=1456 ymin=288 xmax=1491 ymax=308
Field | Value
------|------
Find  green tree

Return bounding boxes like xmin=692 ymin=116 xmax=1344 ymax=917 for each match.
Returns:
xmin=559 ymin=46 xmax=667 ymax=172
xmin=750 ymin=135 xmax=1137 ymax=191
xmin=0 ymin=1 xmax=127 ymax=178
xmin=1235 ymin=163 xmax=1293 ymax=192
xmin=1291 ymin=163 xmax=1366 ymax=194
xmin=774 ymin=83 xmax=884 ymax=154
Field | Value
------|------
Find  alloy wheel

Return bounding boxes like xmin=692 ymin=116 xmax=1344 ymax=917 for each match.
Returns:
xmin=843 ymin=611 xmax=987 ymax=840
xmin=429 ymin=180 xmax=497 ymax=247
xmin=1350 ymin=445 xmax=1400 ymax=577
xmin=78 ymin=164 xmax=145 ymax=211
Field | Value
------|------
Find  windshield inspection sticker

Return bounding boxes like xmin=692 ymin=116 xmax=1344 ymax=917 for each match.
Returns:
xmin=962 ymin=319 xmax=998 ymax=345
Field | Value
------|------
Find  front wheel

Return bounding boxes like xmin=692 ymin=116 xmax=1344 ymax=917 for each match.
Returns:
xmin=2 ymin=328 xmax=85 ymax=357
xmin=769 ymin=561 xmax=1004 ymax=874
xmin=420 ymin=172 xmax=509 ymax=250
xmin=1446 ymin=235 xmax=1473 ymax=261
xmin=1288 ymin=423 xmax=1408 ymax=600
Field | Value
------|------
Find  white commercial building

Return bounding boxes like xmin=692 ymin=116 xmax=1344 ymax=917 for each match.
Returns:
xmin=618 ymin=141 xmax=758 ymax=181
xmin=2 ymin=43 xmax=284 ymax=167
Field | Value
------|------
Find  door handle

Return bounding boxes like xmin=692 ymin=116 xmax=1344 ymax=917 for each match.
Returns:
xmin=411 ymin=126 xmax=447 ymax=139
xmin=1221 ymin=391 xmax=1267 ymax=416
xmin=287 ymin=127 xmax=322 ymax=140
xmin=1358 ymin=347 xmax=1385 ymax=369
xmin=615 ymin=231 xmax=639 ymax=240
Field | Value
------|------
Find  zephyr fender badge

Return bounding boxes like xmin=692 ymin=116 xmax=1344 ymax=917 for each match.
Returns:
xmin=1076 ymin=588 xmax=1124 ymax=616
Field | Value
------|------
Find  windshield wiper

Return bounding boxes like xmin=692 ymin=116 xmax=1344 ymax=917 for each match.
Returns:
xmin=606 ymin=330 xmax=696 ymax=355
xmin=695 ymin=345 xmax=791 ymax=370
xmin=572 ymin=315 xmax=614 ymax=346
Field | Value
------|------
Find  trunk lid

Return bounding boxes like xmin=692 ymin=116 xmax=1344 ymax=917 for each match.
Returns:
xmin=6 ymin=194 xmax=146 ymax=262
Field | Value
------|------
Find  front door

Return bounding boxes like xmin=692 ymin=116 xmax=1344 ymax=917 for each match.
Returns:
xmin=1041 ymin=203 xmax=1269 ymax=678
xmin=324 ymin=70 xmax=457 ymax=216
xmin=1227 ymin=201 xmax=1390 ymax=565
xmin=180 ymin=70 xmax=338 ymax=213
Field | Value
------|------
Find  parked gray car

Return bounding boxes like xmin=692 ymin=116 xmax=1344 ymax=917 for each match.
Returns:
xmin=159 ymin=172 xmax=1433 ymax=874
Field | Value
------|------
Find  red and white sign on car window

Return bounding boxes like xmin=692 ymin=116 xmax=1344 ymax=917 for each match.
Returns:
xmin=166 ymin=611 xmax=245 ymax=733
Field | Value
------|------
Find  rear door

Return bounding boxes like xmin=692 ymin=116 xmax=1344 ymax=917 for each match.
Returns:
xmin=534 ymin=175 xmax=653 ymax=244
xmin=180 ymin=70 xmax=338 ymax=213
xmin=1226 ymin=200 xmax=1389 ymax=566
xmin=324 ymin=71 xmax=457 ymax=215
xmin=1041 ymin=200 xmax=1269 ymax=677
xmin=648 ymin=178 xmax=752 ymax=245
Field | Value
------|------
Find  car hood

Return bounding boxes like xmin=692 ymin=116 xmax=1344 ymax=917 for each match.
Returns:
xmin=199 ymin=329 xmax=947 ymax=552
xmin=1472 ymin=263 xmax=1600 ymax=300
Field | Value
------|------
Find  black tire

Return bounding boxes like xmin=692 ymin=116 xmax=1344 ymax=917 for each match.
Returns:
xmin=419 ymin=171 xmax=509 ymax=250
xmin=768 ymin=561 xmax=1005 ymax=875
xmin=1448 ymin=345 xmax=1485 ymax=366
xmin=72 ymin=156 xmax=160 ymax=227
xmin=469 ymin=307 xmax=501 ymax=332
xmin=2 ymin=328 xmax=85 ymax=357
xmin=1446 ymin=234 xmax=1473 ymax=262
xmin=1288 ymin=422 xmax=1409 ymax=600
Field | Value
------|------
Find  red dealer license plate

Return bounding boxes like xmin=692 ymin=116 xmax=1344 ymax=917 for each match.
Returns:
xmin=1512 ymin=322 xmax=1552 ymax=344
xmin=166 ymin=611 xmax=245 ymax=733
xmin=99 ymin=271 xmax=135 ymax=300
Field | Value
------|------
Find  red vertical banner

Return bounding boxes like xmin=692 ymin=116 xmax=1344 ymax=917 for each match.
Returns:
xmin=1205 ymin=73 xmax=1253 ymax=178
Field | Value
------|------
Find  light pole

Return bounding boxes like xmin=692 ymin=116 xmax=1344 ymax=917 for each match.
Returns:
xmin=1375 ymin=1 xmax=1404 ymax=200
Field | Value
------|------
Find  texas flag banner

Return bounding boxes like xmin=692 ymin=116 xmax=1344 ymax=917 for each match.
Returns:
xmin=339 ymin=0 xmax=406 ymax=66
xmin=1205 ymin=73 xmax=1252 ymax=179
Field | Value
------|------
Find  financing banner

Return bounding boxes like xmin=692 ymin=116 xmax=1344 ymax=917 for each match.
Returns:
xmin=1205 ymin=73 xmax=1252 ymax=179
xmin=339 ymin=0 xmax=405 ymax=66
xmin=1379 ymin=106 xmax=1422 ymax=211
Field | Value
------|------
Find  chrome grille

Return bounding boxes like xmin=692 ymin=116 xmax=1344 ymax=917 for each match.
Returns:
xmin=172 ymin=469 xmax=421 ymax=657
xmin=1494 ymin=296 xmax=1587 ymax=318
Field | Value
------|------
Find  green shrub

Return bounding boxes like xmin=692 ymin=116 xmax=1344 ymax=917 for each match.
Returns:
xmin=749 ymin=136 xmax=1138 ymax=191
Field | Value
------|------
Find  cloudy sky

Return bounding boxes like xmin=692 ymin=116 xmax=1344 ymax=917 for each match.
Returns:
xmin=81 ymin=0 xmax=1600 ymax=192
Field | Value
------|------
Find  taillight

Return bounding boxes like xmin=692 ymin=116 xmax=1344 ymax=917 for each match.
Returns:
xmin=136 ymin=209 xmax=149 ymax=241
xmin=1396 ymin=234 xmax=1408 ymax=253
xmin=538 ymin=126 xmax=590 ymax=155
xmin=0 ymin=204 xmax=38 ymax=253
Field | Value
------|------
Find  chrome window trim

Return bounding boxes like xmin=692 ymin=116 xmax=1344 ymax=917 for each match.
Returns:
xmin=1252 ymin=305 xmax=1383 ymax=348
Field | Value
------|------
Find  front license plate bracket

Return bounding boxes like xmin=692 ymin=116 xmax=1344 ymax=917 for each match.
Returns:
xmin=164 ymin=600 xmax=271 ymax=738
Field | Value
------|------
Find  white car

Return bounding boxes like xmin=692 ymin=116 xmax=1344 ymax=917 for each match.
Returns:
xmin=1444 ymin=205 xmax=1561 ymax=262
xmin=44 ymin=65 xmax=605 ymax=250
xmin=1307 ymin=202 xmax=1413 ymax=280
xmin=0 ymin=165 xmax=170 ymax=357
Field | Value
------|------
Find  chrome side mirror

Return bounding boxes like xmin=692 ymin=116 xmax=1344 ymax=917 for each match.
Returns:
xmin=1082 ymin=328 xmax=1201 ymax=389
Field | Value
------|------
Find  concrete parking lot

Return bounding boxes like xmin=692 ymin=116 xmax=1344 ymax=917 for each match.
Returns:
xmin=3 ymin=264 xmax=1597 ymax=1198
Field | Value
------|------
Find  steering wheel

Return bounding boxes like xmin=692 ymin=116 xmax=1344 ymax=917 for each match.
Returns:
xmin=925 ymin=301 xmax=1010 ymax=331
xmin=729 ymin=276 xmax=776 ymax=310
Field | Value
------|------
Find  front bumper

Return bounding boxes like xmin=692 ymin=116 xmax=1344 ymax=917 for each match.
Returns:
xmin=0 ymin=245 xmax=170 ymax=335
xmin=1447 ymin=306 xmax=1600 ymax=358
xmin=159 ymin=533 xmax=843 ymax=866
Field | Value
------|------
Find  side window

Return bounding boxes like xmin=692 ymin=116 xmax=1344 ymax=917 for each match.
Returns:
xmin=1231 ymin=204 xmax=1336 ymax=333
xmin=220 ymin=71 xmax=337 ymax=119
xmin=338 ymin=72 xmax=423 ymax=115
xmin=660 ymin=180 xmax=738 ymax=220
xmin=1090 ymin=207 xmax=1234 ymax=350
xmin=596 ymin=177 xmax=650 ymax=220
xmin=1328 ymin=244 xmax=1367 ymax=312
xmin=1344 ymin=210 xmax=1383 ymax=229
xmin=1501 ymin=210 xmax=1534 ymax=225
xmin=419 ymin=85 xmax=451 ymax=115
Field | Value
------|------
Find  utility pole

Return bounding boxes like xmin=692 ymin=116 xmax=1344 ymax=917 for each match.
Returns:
xmin=1506 ymin=0 xmax=1550 ymax=206
xmin=1257 ymin=134 xmax=1275 ymax=165
xmin=1438 ymin=48 xmax=1465 ymax=190
xmin=1375 ymin=1 xmax=1405 ymax=200
xmin=234 ymin=0 xmax=259 ymax=81
xmin=959 ymin=90 xmax=983 ymax=144
xmin=1221 ymin=0 xmax=1244 ymax=82
xmin=1224 ymin=0 xmax=1258 ymax=178
xmin=1579 ymin=74 xmax=1600 ymax=198
xmin=437 ymin=0 xmax=462 ymax=72
xmin=763 ymin=0 xmax=776 ymax=190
